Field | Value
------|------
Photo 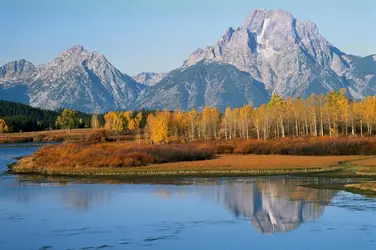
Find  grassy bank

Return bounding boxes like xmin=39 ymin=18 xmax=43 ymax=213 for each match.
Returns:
xmin=10 ymin=149 xmax=369 ymax=177
xmin=8 ymin=136 xmax=376 ymax=183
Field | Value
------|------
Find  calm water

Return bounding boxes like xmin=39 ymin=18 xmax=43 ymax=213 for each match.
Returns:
xmin=1 ymin=144 xmax=376 ymax=250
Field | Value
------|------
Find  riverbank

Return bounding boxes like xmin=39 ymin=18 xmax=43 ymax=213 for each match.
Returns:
xmin=10 ymin=151 xmax=373 ymax=178
xmin=7 ymin=137 xmax=376 ymax=195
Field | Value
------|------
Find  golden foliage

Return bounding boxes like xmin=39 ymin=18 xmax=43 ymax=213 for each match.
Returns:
xmin=0 ymin=119 xmax=9 ymax=133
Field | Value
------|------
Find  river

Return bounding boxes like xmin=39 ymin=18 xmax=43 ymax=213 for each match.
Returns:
xmin=1 ymin=144 xmax=376 ymax=250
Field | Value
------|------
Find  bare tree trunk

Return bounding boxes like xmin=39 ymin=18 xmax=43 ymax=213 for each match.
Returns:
xmin=327 ymin=112 xmax=332 ymax=138
xmin=224 ymin=123 xmax=228 ymax=140
xmin=280 ymin=117 xmax=285 ymax=138
xmin=320 ymin=110 xmax=324 ymax=137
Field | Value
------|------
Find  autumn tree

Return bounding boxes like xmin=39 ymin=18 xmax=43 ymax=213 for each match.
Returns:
xmin=0 ymin=119 xmax=9 ymax=133
xmin=188 ymin=108 xmax=198 ymax=141
xmin=146 ymin=111 xmax=171 ymax=144
xmin=104 ymin=112 xmax=125 ymax=131
xmin=56 ymin=109 xmax=79 ymax=130
xmin=268 ymin=95 xmax=285 ymax=138
xmin=91 ymin=114 xmax=101 ymax=129
xmin=201 ymin=107 xmax=220 ymax=140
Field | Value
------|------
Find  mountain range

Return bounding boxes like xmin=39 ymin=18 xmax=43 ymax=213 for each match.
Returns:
xmin=1 ymin=9 xmax=375 ymax=113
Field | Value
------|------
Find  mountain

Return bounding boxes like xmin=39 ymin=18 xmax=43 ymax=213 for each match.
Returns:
xmin=344 ymin=55 xmax=376 ymax=98
xmin=0 ymin=60 xmax=36 ymax=104
xmin=133 ymin=72 xmax=166 ymax=86
xmin=183 ymin=9 xmax=374 ymax=99
xmin=0 ymin=59 xmax=36 ymax=84
xmin=136 ymin=61 xmax=270 ymax=111
xmin=0 ymin=46 xmax=145 ymax=113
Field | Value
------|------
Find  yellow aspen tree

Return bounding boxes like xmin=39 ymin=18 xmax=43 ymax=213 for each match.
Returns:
xmin=223 ymin=107 xmax=232 ymax=140
xmin=240 ymin=104 xmax=253 ymax=140
xmin=0 ymin=119 xmax=9 ymax=133
xmin=91 ymin=114 xmax=101 ymax=129
xmin=252 ymin=108 xmax=262 ymax=140
xmin=147 ymin=111 xmax=171 ymax=144
xmin=188 ymin=108 xmax=198 ymax=141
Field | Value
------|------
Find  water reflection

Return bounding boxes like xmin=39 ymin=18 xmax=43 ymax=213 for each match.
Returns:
xmin=60 ymin=189 xmax=112 ymax=211
xmin=12 ymin=176 xmax=336 ymax=233
xmin=216 ymin=179 xmax=335 ymax=233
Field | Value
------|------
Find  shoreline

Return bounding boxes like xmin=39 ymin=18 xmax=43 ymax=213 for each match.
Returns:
xmin=9 ymin=154 xmax=376 ymax=178
xmin=9 ymin=165 xmax=343 ymax=178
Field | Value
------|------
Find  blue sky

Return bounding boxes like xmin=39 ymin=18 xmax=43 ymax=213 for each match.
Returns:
xmin=1 ymin=0 xmax=375 ymax=75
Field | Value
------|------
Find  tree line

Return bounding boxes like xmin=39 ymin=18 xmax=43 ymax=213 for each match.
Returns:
xmin=2 ymin=90 xmax=375 ymax=144
xmin=0 ymin=100 xmax=92 ymax=132
xmin=102 ymin=89 xmax=376 ymax=144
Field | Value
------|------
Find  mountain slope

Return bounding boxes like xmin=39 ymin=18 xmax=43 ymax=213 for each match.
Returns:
xmin=27 ymin=45 xmax=144 ymax=113
xmin=0 ymin=59 xmax=36 ymax=83
xmin=0 ymin=60 xmax=36 ymax=104
xmin=137 ymin=61 xmax=270 ymax=111
xmin=183 ymin=9 xmax=372 ymax=99
xmin=133 ymin=72 xmax=166 ymax=86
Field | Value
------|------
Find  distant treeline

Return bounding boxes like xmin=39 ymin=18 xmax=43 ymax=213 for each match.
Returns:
xmin=0 ymin=100 xmax=92 ymax=132
xmin=0 ymin=100 xmax=156 ymax=133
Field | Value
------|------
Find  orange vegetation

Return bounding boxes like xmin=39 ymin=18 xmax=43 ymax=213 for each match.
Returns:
xmin=207 ymin=136 xmax=376 ymax=156
xmin=12 ymin=140 xmax=215 ymax=172
xmin=12 ymin=153 xmax=366 ymax=177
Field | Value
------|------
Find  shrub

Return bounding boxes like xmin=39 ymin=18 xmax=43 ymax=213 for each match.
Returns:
xmin=25 ymin=141 xmax=216 ymax=170
xmin=86 ymin=130 xmax=109 ymax=144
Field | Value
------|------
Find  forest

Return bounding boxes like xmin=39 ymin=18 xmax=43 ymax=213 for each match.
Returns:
xmin=0 ymin=100 xmax=92 ymax=132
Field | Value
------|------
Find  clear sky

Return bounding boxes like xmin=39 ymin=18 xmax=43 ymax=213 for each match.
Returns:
xmin=1 ymin=0 xmax=375 ymax=75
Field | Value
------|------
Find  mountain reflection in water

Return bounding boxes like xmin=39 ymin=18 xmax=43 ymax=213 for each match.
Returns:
xmin=152 ymin=178 xmax=336 ymax=234
xmin=13 ymin=176 xmax=336 ymax=234
xmin=217 ymin=179 xmax=335 ymax=233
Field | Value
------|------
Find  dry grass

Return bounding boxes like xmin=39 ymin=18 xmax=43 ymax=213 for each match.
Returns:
xmin=11 ymin=141 xmax=215 ymax=174
xmin=9 ymin=136 xmax=376 ymax=178
xmin=12 ymin=152 xmax=367 ymax=177
xmin=205 ymin=137 xmax=376 ymax=156
xmin=350 ymin=157 xmax=376 ymax=166
xmin=345 ymin=182 xmax=376 ymax=193
xmin=145 ymin=155 xmax=365 ymax=170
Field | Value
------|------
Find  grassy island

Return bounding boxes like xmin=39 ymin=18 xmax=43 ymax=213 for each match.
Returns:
xmin=9 ymin=132 xmax=376 ymax=179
